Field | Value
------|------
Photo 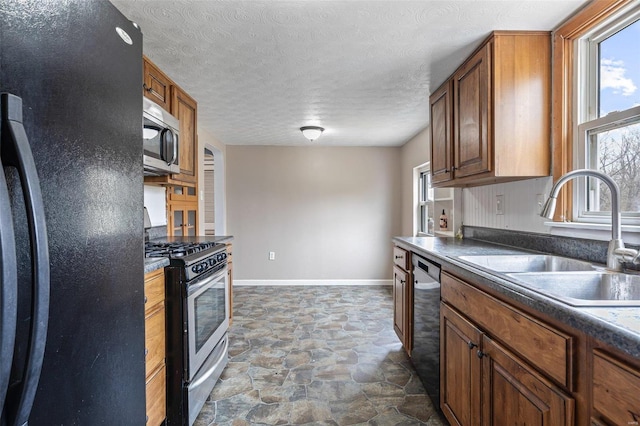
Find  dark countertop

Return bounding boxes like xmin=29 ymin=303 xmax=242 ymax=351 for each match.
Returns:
xmin=149 ymin=235 xmax=234 ymax=245
xmin=144 ymin=257 xmax=169 ymax=274
xmin=393 ymin=236 xmax=640 ymax=360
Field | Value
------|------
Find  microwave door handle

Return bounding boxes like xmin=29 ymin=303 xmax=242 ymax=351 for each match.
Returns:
xmin=0 ymin=147 xmax=18 ymax=414
xmin=1 ymin=93 xmax=50 ymax=426
xmin=161 ymin=128 xmax=177 ymax=165
xmin=172 ymin=132 xmax=178 ymax=165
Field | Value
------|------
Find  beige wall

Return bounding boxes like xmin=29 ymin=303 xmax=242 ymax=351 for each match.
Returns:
xmin=400 ymin=127 xmax=430 ymax=236
xmin=227 ymin=145 xmax=402 ymax=281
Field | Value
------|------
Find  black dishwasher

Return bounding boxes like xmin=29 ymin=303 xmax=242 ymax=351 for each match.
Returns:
xmin=411 ymin=253 xmax=442 ymax=412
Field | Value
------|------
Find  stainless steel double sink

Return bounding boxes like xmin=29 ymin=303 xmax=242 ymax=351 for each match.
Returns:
xmin=457 ymin=255 xmax=640 ymax=307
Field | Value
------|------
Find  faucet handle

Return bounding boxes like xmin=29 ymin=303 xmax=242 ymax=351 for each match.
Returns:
xmin=614 ymin=247 xmax=639 ymax=263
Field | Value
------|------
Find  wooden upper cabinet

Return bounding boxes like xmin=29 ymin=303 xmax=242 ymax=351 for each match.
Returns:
xmin=171 ymin=86 xmax=197 ymax=184
xmin=430 ymin=81 xmax=453 ymax=184
xmin=430 ymin=31 xmax=551 ymax=188
xmin=453 ymin=44 xmax=490 ymax=179
xmin=143 ymin=57 xmax=199 ymax=188
xmin=143 ymin=56 xmax=171 ymax=111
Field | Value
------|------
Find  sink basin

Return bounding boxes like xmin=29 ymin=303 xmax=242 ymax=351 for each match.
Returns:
xmin=458 ymin=255 xmax=597 ymax=273
xmin=507 ymin=272 xmax=640 ymax=306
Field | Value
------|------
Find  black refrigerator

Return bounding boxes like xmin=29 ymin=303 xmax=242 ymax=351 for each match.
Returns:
xmin=1 ymin=0 xmax=146 ymax=424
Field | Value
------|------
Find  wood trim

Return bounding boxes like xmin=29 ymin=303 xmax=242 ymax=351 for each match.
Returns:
xmin=551 ymin=0 xmax=633 ymax=221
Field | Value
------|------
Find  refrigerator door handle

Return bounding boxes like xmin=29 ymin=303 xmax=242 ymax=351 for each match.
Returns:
xmin=0 ymin=135 xmax=18 ymax=418
xmin=0 ymin=93 xmax=50 ymax=426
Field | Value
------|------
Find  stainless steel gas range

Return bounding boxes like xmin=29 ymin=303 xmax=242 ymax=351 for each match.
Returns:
xmin=145 ymin=239 xmax=230 ymax=426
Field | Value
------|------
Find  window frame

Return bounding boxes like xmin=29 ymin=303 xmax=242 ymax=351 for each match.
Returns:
xmin=551 ymin=0 xmax=635 ymax=223
xmin=574 ymin=106 xmax=640 ymax=223
xmin=571 ymin=4 xmax=640 ymax=225
xmin=416 ymin=163 xmax=433 ymax=236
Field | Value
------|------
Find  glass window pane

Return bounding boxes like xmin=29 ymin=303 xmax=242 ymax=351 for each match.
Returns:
xmin=174 ymin=210 xmax=183 ymax=226
xmin=586 ymin=121 xmax=640 ymax=213
xmin=598 ymin=19 xmax=640 ymax=117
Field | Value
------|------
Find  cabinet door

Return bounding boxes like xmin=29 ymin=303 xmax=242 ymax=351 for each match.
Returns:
xmin=146 ymin=364 xmax=167 ymax=426
xmin=481 ymin=336 xmax=574 ymax=426
xmin=143 ymin=58 xmax=171 ymax=111
xmin=453 ymin=43 xmax=491 ymax=179
xmin=430 ymin=81 xmax=453 ymax=184
xmin=393 ymin=265 xmax=411 ymax=351
xmin=441 ymin=303 xmax=482 ymax=426
xmin=169 ymin=203 xmax=197 ymax=236
xmin=171 ymin=86 xmax=197 ymax=184
xmin=592 ymin=349 xmax=640 ymax=425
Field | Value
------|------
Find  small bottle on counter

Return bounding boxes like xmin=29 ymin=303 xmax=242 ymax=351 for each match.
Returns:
xmin=439 ymin=209 xmax=448 ymax=230
xmin=427 ymin=217 xmax=434 ymax=235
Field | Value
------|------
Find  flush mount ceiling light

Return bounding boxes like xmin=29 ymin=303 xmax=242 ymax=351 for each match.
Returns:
xmin=300 ymin=126 xmax=324 ymax=142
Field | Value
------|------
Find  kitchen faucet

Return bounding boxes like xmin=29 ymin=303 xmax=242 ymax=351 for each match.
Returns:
xmin=540 ymin=169 xmax=637 ymax=271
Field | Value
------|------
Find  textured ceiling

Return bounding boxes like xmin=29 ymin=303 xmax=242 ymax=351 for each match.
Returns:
xmin=111 ymin=0 xmax=587 ymax=147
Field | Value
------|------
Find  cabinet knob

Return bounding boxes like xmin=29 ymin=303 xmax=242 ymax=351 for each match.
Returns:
xmin=395 ymin=255 xmax=403 ymax=259
xmin=467 ymin=341 xmax=478 ymax=350
xmin=143 ymin=83 xmax=152 ymax=92
xmin=145 ymin=348 xmax=148 ymax=356
xmin=477 ymin=350 xmax=487 ymax=359
xmin=144 ymin=296 xmax=148 ymax=303
xmin=400 ymin=279 xmax=406 ymax=284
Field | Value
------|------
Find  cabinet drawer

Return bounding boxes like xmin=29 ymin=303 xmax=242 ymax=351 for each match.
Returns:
xmin=441 ymin=272 xmax=573 ymax=388
xmin=144 ymin=269 xmax=165 ymax=316
xmin=145 ymin=307 xmax=166 ymax=379
xmin=393 ymin=246 xmax=410 ymax=270
xmin=146 ymin=364 xmax=166 ymax=426
xmin=592 ymin=349 xmax=640 ymax=424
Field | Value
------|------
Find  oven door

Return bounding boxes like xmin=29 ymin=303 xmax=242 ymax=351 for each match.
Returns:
xmin=186 ymin=266 xmax=229 ymax=381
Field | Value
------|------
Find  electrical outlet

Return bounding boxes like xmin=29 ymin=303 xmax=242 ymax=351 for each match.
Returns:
xmin=269 ymin=251 xmax=275 ymax=261
xmin=496 ymin=195 xmax=505 ymax=215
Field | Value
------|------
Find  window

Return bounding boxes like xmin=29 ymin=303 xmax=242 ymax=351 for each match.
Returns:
xmin=574 ymin=4 xmax=640 ymax=224
xmin=417 ymin=166 xmax=433 ymax=235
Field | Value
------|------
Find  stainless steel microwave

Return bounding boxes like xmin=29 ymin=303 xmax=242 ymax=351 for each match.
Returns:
xmin=143 ymin=97 xmax=180 ymax=176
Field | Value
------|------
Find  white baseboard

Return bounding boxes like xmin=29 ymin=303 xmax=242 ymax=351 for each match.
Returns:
xmin=234 ymin=279 xmax=392 ymax=287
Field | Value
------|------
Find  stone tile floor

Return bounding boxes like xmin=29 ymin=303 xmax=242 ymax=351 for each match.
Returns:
xmin=194 ymin=285 xmax=447 ymax=426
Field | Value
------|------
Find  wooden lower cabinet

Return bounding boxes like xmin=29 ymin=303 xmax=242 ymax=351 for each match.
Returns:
xmin=146 ymin=364 xmax=167 ymax=426
xmin=394 ymin=249 xmax=640 ymax=425
xmin=441 ymin=272 xmax=574 ymax=426
xmin=144 ymin=268 xmax=166 ymax=426
xmin=441 ymin=303 xmax=482 ymax=426
xmin=591 ymin=349 xmax=640 ymax=425
xmin=392 ymin=246 xmax=412 ymax=353
xmin=481 ymin=336 xmax=574 ymax=425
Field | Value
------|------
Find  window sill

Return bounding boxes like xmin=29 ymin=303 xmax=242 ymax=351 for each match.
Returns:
xmin=545 ymin=221 xmax=640 ymax=245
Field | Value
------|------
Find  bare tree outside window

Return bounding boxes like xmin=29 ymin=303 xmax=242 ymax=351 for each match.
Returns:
xmin=589 ymin=124 xmax=640 ymax=212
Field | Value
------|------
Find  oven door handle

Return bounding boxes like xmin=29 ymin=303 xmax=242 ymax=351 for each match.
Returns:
xmin=190 ymin=336 xmax=229 ymax=388
xmin=187 ymin=266 xmax=226 ymax=296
